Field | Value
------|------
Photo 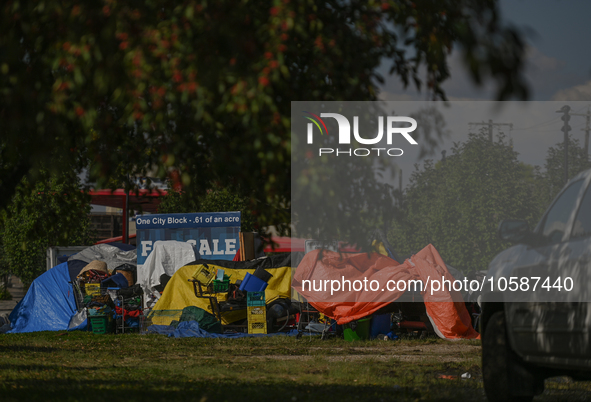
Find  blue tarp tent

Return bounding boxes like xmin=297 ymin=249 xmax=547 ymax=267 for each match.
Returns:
xmin=6 ymin=243 xmax=139 ymax=334
xmin=8 ymin=262 xmax=84 ymax=333
xmin=6 ymin=243 xmax=138 ymax=334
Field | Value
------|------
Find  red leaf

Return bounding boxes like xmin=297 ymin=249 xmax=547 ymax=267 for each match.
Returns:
xmin=258 ymin=76 xmax=269 ymax=86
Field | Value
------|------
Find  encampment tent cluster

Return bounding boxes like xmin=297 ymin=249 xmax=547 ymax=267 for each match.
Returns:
xmin=1 ymin=237 xmax=481 ymax=341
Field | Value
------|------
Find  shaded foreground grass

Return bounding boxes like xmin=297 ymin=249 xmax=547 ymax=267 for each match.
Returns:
xmin=0 ymin=332 xmax=590 ymax=401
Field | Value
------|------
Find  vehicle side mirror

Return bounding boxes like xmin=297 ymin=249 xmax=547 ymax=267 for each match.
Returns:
xmin=498 ymin=219 xmax=531 ymax=244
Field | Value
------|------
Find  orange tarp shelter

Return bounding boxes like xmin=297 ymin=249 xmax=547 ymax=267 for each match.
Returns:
xmin=292 ymin=244 xmax=480 ymax=340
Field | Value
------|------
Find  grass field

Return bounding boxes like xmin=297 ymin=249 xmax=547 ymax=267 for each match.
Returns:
xmin=0 ymin=332 xmax=590 ymax=401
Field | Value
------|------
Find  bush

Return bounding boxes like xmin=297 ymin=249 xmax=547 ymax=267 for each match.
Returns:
xmin=1 ymin=170 xmax=93 ymax=286
xmin=389 ymin=132 xmax=546 ymax=273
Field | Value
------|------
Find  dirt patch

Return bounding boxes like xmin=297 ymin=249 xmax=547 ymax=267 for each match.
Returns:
xmin=224 ymin=342 xmax=481 ymax=363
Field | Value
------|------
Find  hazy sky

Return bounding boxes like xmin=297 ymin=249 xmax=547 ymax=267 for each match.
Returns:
xmin=500 ymin=0 xmax=591 ymax=101
xmin=377 ymin=0 xmax=591 ymax=185
xmin=380 ymin=0 xmax=591 ymax=102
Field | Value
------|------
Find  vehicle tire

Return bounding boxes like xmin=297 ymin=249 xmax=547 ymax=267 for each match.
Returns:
xmin=482 ymin=311 xmax=535 ymax=402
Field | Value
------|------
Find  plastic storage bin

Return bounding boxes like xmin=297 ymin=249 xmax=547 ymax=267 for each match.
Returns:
xmin=343 ymin=317 xmax=371 ymax=341
xmin=247 ymin=306 xmax=267 ymax=334
xmin=192 ymin=264 xmax=216 ymax=286
xmin=85 ymin=283 xmax=101 ymax=296
xmin=247 ymin=306 xmax=266 ymax=322
xmin=212 ymin=276 xmax=230 ymax=292
xmin=89 ymin=314 xmax=113 ymax=334
xmin=370 ymin=314 xmax=392 ymax=339
xmin=239 ymin=273 xmax=268 ymax=292
xmin=247 ymin=291 xmax=266 ymax=306
xmin=248 ymin=321 xmax=267 ymax=334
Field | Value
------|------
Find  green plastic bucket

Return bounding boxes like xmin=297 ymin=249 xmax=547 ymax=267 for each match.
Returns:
xmin=343 ymin=317 xmax=371 ymax=341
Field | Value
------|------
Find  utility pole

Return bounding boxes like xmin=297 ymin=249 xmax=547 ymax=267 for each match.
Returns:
xmin=468 ymin=119 xmax=513 ymax=142
xmin=396 ymin=169 xmax=403 ymax=208
xmin=570 ymin=106 xmax=590 ymax=160
xmin=557 ymin=105 xmax=571 ymax=184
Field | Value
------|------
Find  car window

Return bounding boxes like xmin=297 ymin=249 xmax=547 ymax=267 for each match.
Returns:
xmin=539 ymin=179 xmax=584 ymax=243
xmin=571 ymin=182 xmax=591 ymax=239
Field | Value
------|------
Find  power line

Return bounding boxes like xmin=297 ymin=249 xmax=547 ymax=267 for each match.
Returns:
xmin=511 ymin=116 xmax=560 ymax=131
xmin=511 ymin=122 xmax=585 ymax=133
xmin=511 ymin=106 xmax=588 ymax=132
xmin=468 ymin=119 xmax=513 ymax=142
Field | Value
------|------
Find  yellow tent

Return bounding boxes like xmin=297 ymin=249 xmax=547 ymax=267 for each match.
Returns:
xmin=151 ymin=254 xmax=292 ymax=325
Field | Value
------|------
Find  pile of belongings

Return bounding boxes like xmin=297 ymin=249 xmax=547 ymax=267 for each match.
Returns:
xmin=150 ymin=254 xmax=293 ymax=328
xmin=77 ymin=260 xmax=136 ymax=290
xmin=78 ymin=260 xmax=143 ymax=333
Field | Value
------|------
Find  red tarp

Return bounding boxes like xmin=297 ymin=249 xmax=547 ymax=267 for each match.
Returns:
xmin=292 ymin=244 xmax=480 ymax=340
xmin=263 ymin=237 xmax=359 ymax=253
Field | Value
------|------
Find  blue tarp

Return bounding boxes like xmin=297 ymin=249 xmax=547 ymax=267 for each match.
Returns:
xmin=147 ymin=320 xmax=298 ymax=338
xmin=101 ymin=273 xmax=129 ymax=289
xmin=8 ymin=262 xmax=82 ymax=333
